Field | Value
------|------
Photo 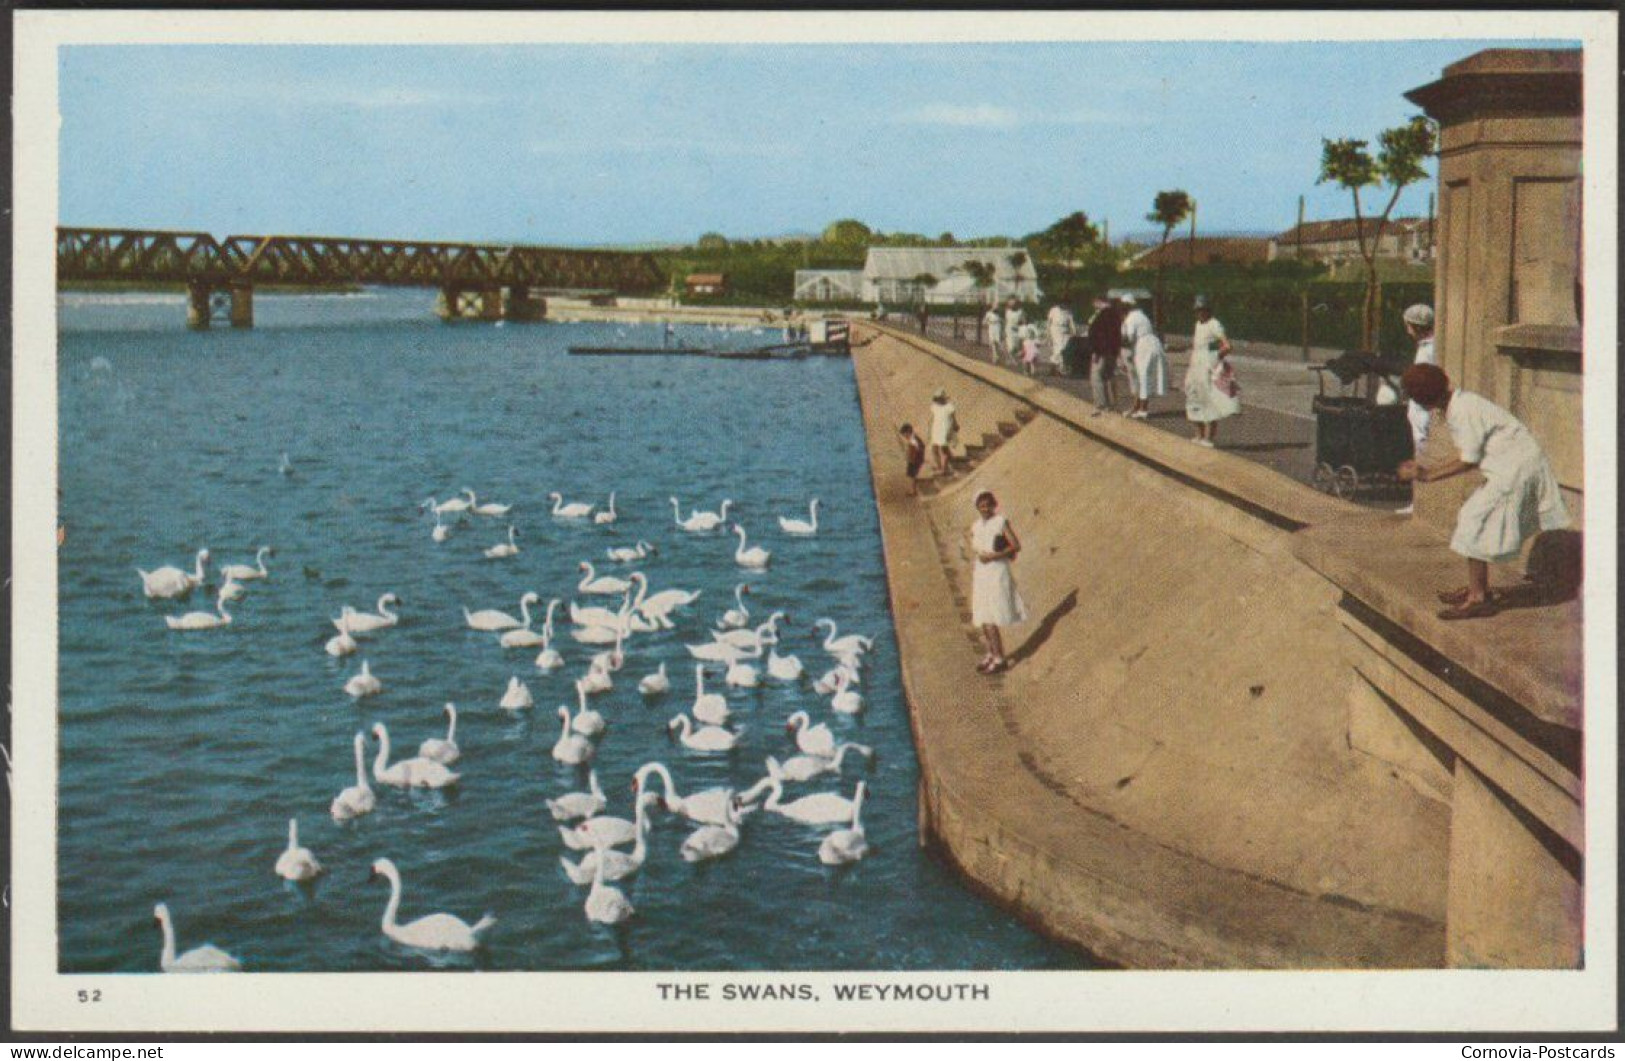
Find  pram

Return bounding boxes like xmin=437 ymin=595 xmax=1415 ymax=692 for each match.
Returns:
xmin=1307 ymin=350 xmax=1414 ymax=500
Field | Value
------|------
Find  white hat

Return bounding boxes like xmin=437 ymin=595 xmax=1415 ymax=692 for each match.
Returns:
xmin=1403 ymin=304 xmax=1434 ymax=328
xmin=1119 ymin=293 xmax=1138 ymax=306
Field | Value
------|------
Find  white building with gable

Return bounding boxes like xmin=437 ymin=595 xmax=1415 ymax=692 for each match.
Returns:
xmin=861 ymin=246 xmax=1042 ymax=306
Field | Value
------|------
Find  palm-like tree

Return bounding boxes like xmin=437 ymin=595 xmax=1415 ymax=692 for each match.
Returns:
xmin=1146 ymin=190 xmax=1192 ymax=330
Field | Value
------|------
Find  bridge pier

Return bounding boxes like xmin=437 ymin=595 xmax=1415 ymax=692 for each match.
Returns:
xmin=505 ymin=285 xmax=546 ymax=322
xmin=437 ymin=286 xmax=505 ymax=322
xmin=229 ymin=283 xmax=254 ymax=329
xmin=186 ymin=282 xmax=212 ymax=330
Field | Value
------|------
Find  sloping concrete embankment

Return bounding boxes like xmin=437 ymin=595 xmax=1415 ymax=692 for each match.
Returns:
xmin=852 ymin=323 xmax=1451 ymax=968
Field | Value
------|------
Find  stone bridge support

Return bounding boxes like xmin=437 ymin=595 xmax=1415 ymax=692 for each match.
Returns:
xmin=437 ymin=286 xmax=505 ymax=322
xmin=184 ymin=282 xmax=254 ymax=329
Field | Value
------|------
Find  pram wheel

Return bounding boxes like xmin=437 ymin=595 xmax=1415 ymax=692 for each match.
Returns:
xmin=1333 ymin=465 xmax=1360 ymax=500
xmin=1312 ymin=462 xmax=1336 ymax=494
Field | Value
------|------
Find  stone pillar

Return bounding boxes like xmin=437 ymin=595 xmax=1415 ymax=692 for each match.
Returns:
xmin=186 ymin=282 xmax=212 ymax=330
xmin=478 ymin=286 xmax=504 ymax=322
xmin=437 ymin=287 xmax=463 ymax=321
xmin=228 ymin=283 xmax=254 ymax=329
xmin=1405 ymin=49 xmax=1584 ymax=535
xmin=505 ymin=285 xmax=545 ymax=322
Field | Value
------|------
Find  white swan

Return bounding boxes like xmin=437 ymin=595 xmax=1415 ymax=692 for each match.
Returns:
xmin=634 ymin=761 xmax=747 ymax=826
xmin=422 ymin=494 xmax=473 ymax=516
xmin=670 ymin=496 xmax=730 ymax=532
xmin=667 ymin=714 xmax=743 ymax=753
xmin=767 ymin=647 xmax=804 ymax=682
xmin=578 ymin=562 xmax=630 ymax=596
xmin=466 ymin=590 xmax=537 ymax=633
xmin=785 ymin=711 xmax=836 ymax=758
xmin=339 ymin=593 xmax=401 ymax=636
xmin=330 ymin=732 xmax=376 ymax=821
xmin=778 ymin=498 xmax=820 ymax=536
xmin=325 ymin=628 xmax=358 ymax=658
xmin=138 ymin=548 xmax=209 ymax=600
xmin=417 ymin=703 xmax=460 ymax=764
xmin=431 ymin=511 xmax=450 ymax=543
xmin=714 ymin=612 xmax=785 ymax=650
xmin=547 ymin=769 xmax=606 ymax=822
xmin=685 ymin=638 xmax=749 ymax=664
xmin=570 ymin=680 xmax=606 ymax=739
xmin=815 ymin=618 xmax=873 ymax=660
xmin=500 ymin=676 xmax=533 ymax=711
xmin=637 ymin=579 xmax=702 ymax=627
xmin=780 ymin=742 xmax=873 ymax=782
xmin=500 ymin=597 xmax=551 ymax=648
xmin=680 ymin=800 xmax=743 ymax=862
xmin=830 ymin=668 xmax=864 ymax=715
xmin=372 ymin=722 xmax=460 ymax=789
xmin=760 ymin=760 xmax=863 ymax=825
xmin=219 ymin=575 xmax=246 ymax=603
xmin=637 ymin=662 xmax=670 ymax=696
xmin=368 ymin=858 xmax=495 ymax=953
xmin=221 ymin=546 xmax=273 ymax=582
xmin=483 ymin=525 xmax=520 ymax=560
xmin=606 ymin=540 xmax=656 ymax=563
xmin=164 ymin=588 xmax=233 ymax=631
xmin=560 ymin=792 xmax=659 ymax=885
xmin=818 ymin=781 xmax=870 ymax=864
xmin=344 ymin=659 xmax=382 ymax=699
xmin=582 ymin=846 xmax=635 ymax=925
xmin=274 ymin=817 xmax=323 ymax=882
xmin=549 ymin=492 xmax=595 ymax=520
xmin=570 ymin=581 xmax=637 ymax=628
xmin=732 ymin=524 xmax=771 ymax=569
xmin=725 ymin=656 xmax=760 ymax=689
xmin=154 ymin=903 xmax=240 ymax=973
xmin=534 ymin=632 xmax=565 ymax=672
xmin=464 ymin=489 xmax=511 ymax=517
xmin=691 ymin=664 xmax=730 ymax=726
xmin=590 ymin=631 xmax=626 ymax=675
xmin=578 ymin=661 xmax=614 ymax=696
xmin=559 ymin=802 xmax=641 ymax=851
xmin=718 ymin=583 xmax=751 ymax=630
xmin=593 ymin=492 xmax=618 ymax=525
xmin=551 ymin=707 xmax=594 ymax=766
xmin=813 ymin=661 xmax=862 ymax=695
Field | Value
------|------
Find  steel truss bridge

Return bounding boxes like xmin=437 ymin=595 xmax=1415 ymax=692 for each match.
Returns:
xmin=56 ymin=227 xmax=667 ymax=327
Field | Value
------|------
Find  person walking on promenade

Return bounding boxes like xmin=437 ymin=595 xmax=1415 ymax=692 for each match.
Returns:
xmin=899 ymin=424 xmax=927 ymax=496
xmin=1003 ymin=298 xmax=1027 ymax=369
xmin=1396 ymin=303 xmax=1438 ymax=515
xmin=1396 ymin=363 xmax=1571 ymax=621
xmin=928 ymin=388 xmax=959 ymax=478
xmin=1019 ymin=323 xmax=1042 ymax=376
xmin=1046 ymin=302 xmax=1076 ymax=376
xmin=1183 ymin=294 xmax=1240 ymax=447
xmin=970 ymin=490 xmax=1027 ymax=674
xmin=983 ymin=303 xmax=1004 ymax=364
xmin=1085 ymin=295 xmax=1123 ymax=416
xmin=1120 ymin=293 xmax=1166 ymax=419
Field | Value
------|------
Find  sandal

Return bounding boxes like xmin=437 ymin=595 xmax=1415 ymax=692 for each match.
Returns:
xmin=1438 ymin=600 xmax=1500 ymax=621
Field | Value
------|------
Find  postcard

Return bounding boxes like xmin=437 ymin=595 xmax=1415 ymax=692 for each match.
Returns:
xmin=9 ymin=8 xmax=1618 ymax=1035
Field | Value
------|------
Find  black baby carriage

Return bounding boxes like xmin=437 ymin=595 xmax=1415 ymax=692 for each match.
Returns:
xmin=1307 ymin=350 xmax=1414 ymax=500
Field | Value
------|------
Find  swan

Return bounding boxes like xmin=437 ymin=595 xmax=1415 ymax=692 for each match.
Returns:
xmin=813 ymin=661 xmax=862 ymax=695
xmin=830 ymin=668 xmax=864 ymax=715
xmin=582 ymin=846 xmax=635 ymax=925
xmin=422 ymin=494 xmax=473 ymax=516
xmin=466 ymin=590 xmax=537 ymax=633
xmin=570 ymin=680 xmax=606 ymax=738
xmin=606 ymin=540 xmax=656 ymax=564
xmin=431 ymin=511 xmax=450 ymax=543
xmin=464 ymin=489 xmax=511 ymax=517
xmin=685 ymin=638 xmax=749 ymax=664
xmin=680 ymin=800 xmax=743 ymax=862
xmin=549 ymin=492 xmax=595 ymax=520
xmin=578 ymin=562 xmax=630 ymax=596
xmin=732 ymin=524 xmax=771 ymax=569
xmin=815 ymin=618 xmax=873 ymax=660
xmin=559 ymin=802 xmax=642 ymax=851
xmin=593 ymin=492 xmax=618 ymax=525
xmin=689 ymin=672 xmax=730 ymax=727
xmin=778 ymin=498 xmax=820 ymax=536
xmin=578 ymin=662 xmax=614 ymax=696
xmin=330 ymin=732 xmax=376 ymax=821
xmin=667 ymin=714 xmax=743 ymax=753
xmin=164 ymin=588 xmax=232 ymax=631
xmin=571 ymin=581 xmax=637 ymax=628
xmin=218 ymin=575 xmax=246 ymax=603
xmin=637 ymin=581 xmax=702 ymax=627
xmin=137 ymin=548 xmax=209 ymax=600
xmin=786 ymin=711 xmax=836 ymax=758
xmin=760 ymin=760 xmax=863 ymax=826
xmin=547 ymin=769 xmax=606 ymax=821
xmin=551 ymin=707 xmax=594 ymax=766
xmin=372 ymin=722 xmax=460 ymax=789
xmin=780 ymin=742 xmax=873 ymax=782
xmin=344 ymin=659 xmax=382 ymax=699
xmin=368 ymin=857 xmax=495 ymax=953
xmin=325 ymin=628 xmax=358 ymax=657
xmin=500 ymin=597 xmax=551 ymax=648
xmin=725 ymin=656 xmax=760 ymax=689
xmin=670 ymin=496 xmax=730 ymax=532
xmin=221 ymin=546 xmax=273 ymax=582
xmin=484 ymin=525 xmax=520 ymax=560
xmin=590 ymin=631 xmax=626 ymax=675
xmin=767 ymin=647 xmax=804 ymax=682
xmin=637 ymin=662 xmax=669 ymax=696
xmin=714 ymin=612 xmax=785 ymax=650
xmin=560 ymin=792 xmax=659 ymax=885
xmin=279 ymin=452 xmax=293 ymax=477
xmin=634 ymin=761 xmax=748 ymax=826
xmin=818 ymin=781 xmax=870 ymax=865
xmin=154 ymin=903 xmax=240 ymax=973
xmin=274 ymin=817 xmax=323 ymax=882
xmin=339 ymin=593 xmax=401 ymax=636
xmin=418 ymin=703 xmax=460 ymax=764
xmin=534 ymin=632 xmax=565 ymax=672
xmin=500 ymin=676 xmax=533 ymax=711
xmin=718 ymin=584 xmax=751 ymax=630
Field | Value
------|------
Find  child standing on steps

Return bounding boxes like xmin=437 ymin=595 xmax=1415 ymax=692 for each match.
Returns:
xmin=899 ymin=424 xmax=926 ymax=495
xmin=929 ymin=389 xmax=958 ymax=478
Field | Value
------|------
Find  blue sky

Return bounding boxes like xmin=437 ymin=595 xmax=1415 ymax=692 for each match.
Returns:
xmin=58 ymin=40 xmax=1555 ymax=245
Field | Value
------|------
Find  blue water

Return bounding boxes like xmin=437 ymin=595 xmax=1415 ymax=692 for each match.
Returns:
xmin=57 ymin=289 xmax=1084 ymax=972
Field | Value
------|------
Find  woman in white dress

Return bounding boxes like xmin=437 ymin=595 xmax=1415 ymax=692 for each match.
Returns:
xmin=1120 ymin=294 xmax=1166 ymax=419
xmin=969 ymin=490 xmax=1027 ymax=674
xmin=1003 ymin=299 xmax=1026 ymax=368
xmin=1183 ymin=294 xmax=1240 ymax=447
xmin=983 ymin=305 xmax=1004 ymax=363
xmin=1397 ymin=364 xmax=1571 ymax=621
xmin=928 ymin=388 xmax=959 ymax=478
xmin=1045 ymin=303 xmax=1075 ymax=376
xmin=1396 ymin=303 xmax=1437 ymax=515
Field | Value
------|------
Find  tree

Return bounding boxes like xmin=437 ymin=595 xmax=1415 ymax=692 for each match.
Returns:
xmin=909 ymin=272 xmax=939 ymax=305
xmin=822 ymin=219 xmax=872 ymax=244
xmin=696 ymin=232 xmax=729 ymax=252
xmin=1031 ymin=211 xmax=1101 ymax=298
xmin=953 ymin=258 xmax=998 ymax=340
xmin=1145 ymin=190 xmax=1192 ymax=330
xmin=1318 ymin=115 xmax=1437 ymax=348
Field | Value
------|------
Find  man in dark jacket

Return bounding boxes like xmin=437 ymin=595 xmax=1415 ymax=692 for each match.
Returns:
xmin=1085 ymin=296 xmax=1124 ymax=415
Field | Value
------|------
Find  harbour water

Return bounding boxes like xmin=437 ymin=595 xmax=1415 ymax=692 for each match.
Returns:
xmin=56 ymin=289 xmax=1086 ymax=972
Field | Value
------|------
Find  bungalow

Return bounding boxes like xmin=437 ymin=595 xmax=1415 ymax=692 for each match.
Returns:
xmin=1272 ymin=217 xmax=1434 ymax=265
xmin=685 ymin=272 xmax=729 ymax=297
xmin=861 ymin=246 xmax=1042 ymax=306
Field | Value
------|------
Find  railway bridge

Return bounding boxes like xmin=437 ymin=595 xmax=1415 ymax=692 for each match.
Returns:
xmin=56 ymin=227 xmax=667 ymax=328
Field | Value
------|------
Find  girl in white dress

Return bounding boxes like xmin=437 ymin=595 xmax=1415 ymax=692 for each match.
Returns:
xmin=1397 ymin=364 xmax=1571 ymax=620
xmin=929 ymin=389 xmax=959 ymax=478
xmin=1183 ymin=295 xmax=1240 ymax=447
xmin=969 ymin=490 xmax=1027 ymax=673
xmin=983 ymin=306 xmax=1004 ymax=362
xmin=1119 ymin=294 xmax=1166 ymax=419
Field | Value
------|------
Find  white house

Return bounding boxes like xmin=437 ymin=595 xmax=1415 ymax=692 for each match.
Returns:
xmin=861 ymin=246 xmax=1042 ymax=306
xmin=793 ymin=269 xmax=865 ymax=303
